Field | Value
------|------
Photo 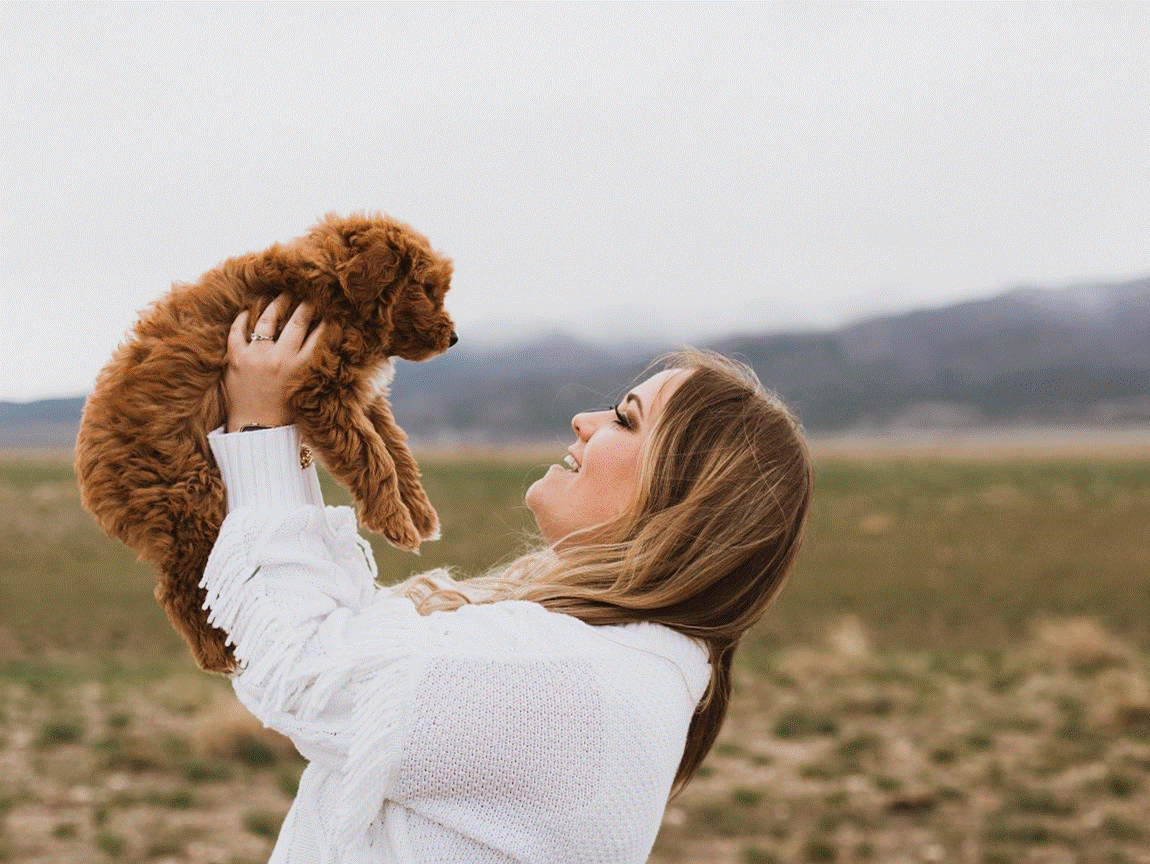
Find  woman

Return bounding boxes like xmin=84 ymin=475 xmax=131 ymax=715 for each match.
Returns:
xmin=204 ymin=294 xmax=812 ymax=863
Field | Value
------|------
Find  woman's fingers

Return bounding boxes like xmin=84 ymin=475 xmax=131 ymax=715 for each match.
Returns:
xmin=226 ymin=294 xmax=322 ymax=370
xmin=253 ymin=292 xmax=292 ymax=339
xmin=226 ymin=309 xmax=250 ymax=356
xmin=300 ymin=320 xmax=325 ymax=359
xmin=279 ymin=300 xmax=314 ymax=352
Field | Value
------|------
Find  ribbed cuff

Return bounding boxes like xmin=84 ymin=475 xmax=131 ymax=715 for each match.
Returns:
xmin=207 ymin=425 xmax=324 ymax=512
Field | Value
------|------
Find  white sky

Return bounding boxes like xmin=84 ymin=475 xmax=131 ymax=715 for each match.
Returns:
xmin=2 ymin=1 xmax=1148 ymax=401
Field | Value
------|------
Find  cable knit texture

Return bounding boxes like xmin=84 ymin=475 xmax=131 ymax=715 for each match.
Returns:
xmin=202 ymin=426 xmax=712 ymax=864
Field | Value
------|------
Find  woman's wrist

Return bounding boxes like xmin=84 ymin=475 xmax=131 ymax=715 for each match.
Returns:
xmin=208 ymin=424 xmax=323 ymax=510
xmin=225 ymin=415 xmax=292 ymax=433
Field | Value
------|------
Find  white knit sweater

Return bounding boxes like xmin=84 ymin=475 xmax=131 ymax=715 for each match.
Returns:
xmin=202 ymin=424 xmax=711 ymax=864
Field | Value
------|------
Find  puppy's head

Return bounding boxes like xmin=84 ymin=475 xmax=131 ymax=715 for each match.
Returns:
xmin=308 ymin=213 xmax=456 ymax=361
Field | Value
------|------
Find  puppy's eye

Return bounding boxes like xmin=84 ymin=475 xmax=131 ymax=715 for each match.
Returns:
xmin=422 ymin=285 xmax=437 ymax=301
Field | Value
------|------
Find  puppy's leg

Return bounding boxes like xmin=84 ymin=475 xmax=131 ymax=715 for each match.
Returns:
xmin=156 ymin=559 xmax=234 ymax=674
xmin=293 ymin=389 xmax=422 ymax=551
xmin=364 ymin=391 xmax=439 ymax=541
xmin=157 ymin=449 xmax=234 ymax=673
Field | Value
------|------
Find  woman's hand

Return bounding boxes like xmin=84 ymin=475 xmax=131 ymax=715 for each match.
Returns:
xmin=223 ymin=292 xmax=326 ymax=433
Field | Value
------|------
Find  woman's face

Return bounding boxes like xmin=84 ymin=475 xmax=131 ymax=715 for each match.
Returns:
xmin=525 ymin=369 xmax=688 ymax=544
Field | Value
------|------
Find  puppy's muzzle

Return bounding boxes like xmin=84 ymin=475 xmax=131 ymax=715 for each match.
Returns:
xmin=449 ymin=331 xmax=459 ymax=347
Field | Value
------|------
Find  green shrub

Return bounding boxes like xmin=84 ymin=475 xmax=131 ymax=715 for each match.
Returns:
xmin=743 ymin=847 xmax=780 ymax=864
xmin=731 ymin=787 xmax=762 ymax=807
xmin=1104 ymin=771 xmax=1141 ymax=798
xmin=276 ymin=766 xmax=302 ymax=798
xmin=36 ymin=719 xmax=83 ymax=748
xmin=243 ymin=810 xmax=283 ymax=840
xmin=773 ymin=709 xmax=838 ymax=739
xmin=183 ymin=758 xmax=234 ymax=783
xmin=803 ymin=837 xmax=837 ymax=862
xmin=690 ymin=803 xmax=758 ymax=837
xmin=233 ymin=733 xmax=277 ymax=768
xmin=96 ymin=830 xmax=126 ymax=856
xmin=1103 ymin=816 xmax=1145 ymax=842
xmin=1004 ymin=787 xmax=1075 ymax=816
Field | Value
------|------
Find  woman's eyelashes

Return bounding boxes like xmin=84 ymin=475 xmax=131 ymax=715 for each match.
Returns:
xmin=611 ymin=404 xmax=632 ymax=429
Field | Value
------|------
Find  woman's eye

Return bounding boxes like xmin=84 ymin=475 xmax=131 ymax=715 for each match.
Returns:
xmin=611 ymin=404 xmax=631 ymax=428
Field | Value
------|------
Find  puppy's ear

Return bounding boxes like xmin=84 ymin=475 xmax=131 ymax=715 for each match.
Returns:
xmin=334 ymin=221 xmax=419 ymax=306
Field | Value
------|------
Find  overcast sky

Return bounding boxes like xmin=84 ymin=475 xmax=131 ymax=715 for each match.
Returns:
xmin=2 ymin=2 xmax=1147 ymax=401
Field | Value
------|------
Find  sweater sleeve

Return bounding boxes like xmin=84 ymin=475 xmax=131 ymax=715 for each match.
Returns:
xmin=207 ymin=424 xmax=324 ymax=511
xmin=201 ymin=426 xmax=436 ymax=841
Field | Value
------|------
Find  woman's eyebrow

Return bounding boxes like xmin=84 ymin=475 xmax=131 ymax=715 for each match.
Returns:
xmin=625 ymin=393 xmax=644 ymax=418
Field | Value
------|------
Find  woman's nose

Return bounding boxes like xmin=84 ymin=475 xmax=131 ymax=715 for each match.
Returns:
xmin=571 ymin=411 xmax=596 ymax=441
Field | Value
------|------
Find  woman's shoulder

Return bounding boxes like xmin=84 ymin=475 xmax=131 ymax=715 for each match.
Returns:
xmin=592 ymin=619 xmax=712 ymax=704
xmin=422 ymin=599 xmax=711 ymax=703
xmin=422 ymin=598 xmax=601 ymax=653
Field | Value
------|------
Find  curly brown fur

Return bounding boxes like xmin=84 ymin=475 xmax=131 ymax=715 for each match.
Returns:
xmin=75 ymin=213 xmax=454 ymax=673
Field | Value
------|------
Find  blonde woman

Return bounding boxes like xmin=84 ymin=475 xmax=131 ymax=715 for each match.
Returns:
xmin=205 ymin=294 xmax=813 ymax=863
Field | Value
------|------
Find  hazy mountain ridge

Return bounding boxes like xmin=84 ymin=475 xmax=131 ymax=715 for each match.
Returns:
xmin=712 ymin=276 xmax=1150 ymax=430
xmin=4 ymin=276 xmax=1147 ymax=447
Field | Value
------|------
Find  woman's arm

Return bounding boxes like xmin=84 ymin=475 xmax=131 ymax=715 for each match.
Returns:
xmin=203 ymin=423 xmax=419 ymax=745
xmin=203 ymin=294 xmax=428 ymax=774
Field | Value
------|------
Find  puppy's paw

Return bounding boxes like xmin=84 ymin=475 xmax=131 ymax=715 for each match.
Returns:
xmin=407 ymin=500 xmax=440 ymax=542
xmin=195 ymin=637 xmax=236 ymax=675
xmin=361 ymin=501 xmax=422 ymax=553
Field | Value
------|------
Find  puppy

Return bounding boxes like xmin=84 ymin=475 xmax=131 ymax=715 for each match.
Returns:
xmin=75 ymin=213 xmax=454 ymax=673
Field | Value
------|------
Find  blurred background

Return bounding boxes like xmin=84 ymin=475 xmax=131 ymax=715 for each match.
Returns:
xmin=2 ymin=3 xmax=1148 ymax=863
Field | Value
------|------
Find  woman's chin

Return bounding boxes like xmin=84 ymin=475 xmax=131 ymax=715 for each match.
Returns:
xmin=527 ymin=466 xmax=559 ymax=499
xmin=525 ymin=467 xmax=575 ymax=538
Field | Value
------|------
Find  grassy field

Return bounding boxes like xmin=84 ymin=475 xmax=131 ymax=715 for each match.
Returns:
xmin=1 ymin=446 xmax=1148 ymax=863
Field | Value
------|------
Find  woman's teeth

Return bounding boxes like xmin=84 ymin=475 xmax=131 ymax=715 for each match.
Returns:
xmin=562 ymin=454 xmax=579 ymax=472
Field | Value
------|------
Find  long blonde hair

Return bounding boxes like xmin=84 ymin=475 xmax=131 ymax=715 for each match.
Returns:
xmin=401 ymin=348 xmax=813 ymax=796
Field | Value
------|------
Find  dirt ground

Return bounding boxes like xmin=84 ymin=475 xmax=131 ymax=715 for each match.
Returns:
xmin=2 ymin=616 xmax=1148 ymax=864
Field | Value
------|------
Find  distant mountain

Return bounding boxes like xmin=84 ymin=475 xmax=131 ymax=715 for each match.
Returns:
xmin=0 ymin=398 xmax=89 ymax=448
xmin=3 ymin=276 xmax=1147 ymax=448
xmin=711 ymin=276 xmax=1150 ymax=430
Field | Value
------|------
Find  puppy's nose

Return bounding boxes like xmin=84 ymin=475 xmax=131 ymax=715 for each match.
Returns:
xmin=449 ymin=331 xmax=459 ymax=347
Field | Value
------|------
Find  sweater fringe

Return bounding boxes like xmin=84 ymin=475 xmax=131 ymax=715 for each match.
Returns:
xmin=201 ymin=504 xmax=429 ymax=849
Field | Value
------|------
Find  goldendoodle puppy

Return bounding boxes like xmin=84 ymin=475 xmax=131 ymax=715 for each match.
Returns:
xmin=75 ymin=213 xmax=455 ymax=673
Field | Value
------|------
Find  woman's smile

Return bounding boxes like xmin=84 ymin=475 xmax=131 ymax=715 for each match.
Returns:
xmin=525 ymin=369 xmax=687 ymax=544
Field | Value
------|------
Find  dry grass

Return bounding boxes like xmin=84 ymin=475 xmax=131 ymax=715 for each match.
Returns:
xmin=0 ymin=449 xmax=1148 ymax=862
xmin=652 ymin=615 xmax=1150 ymax=864
xmin=2 ymin=617 xmax=1146 ymax=863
